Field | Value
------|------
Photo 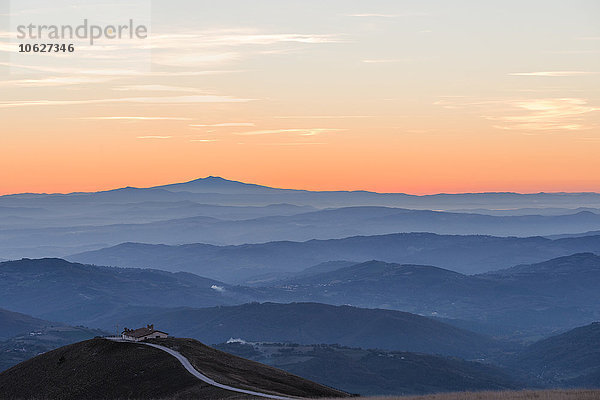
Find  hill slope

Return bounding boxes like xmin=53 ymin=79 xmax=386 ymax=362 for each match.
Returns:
xmin=260 ymin=261 xmax=517 ymax=323
xmin=0 ymin=325 xmax=106 ymax=372
xmin=257 ymin=256 xmax=600 ymax=336
xmin=0 ymin=308 xmax=56 ymax=340
xmin=0 ymin=338 xmax=350 ymax=399
xmin=112 ymin=302 xmax=511 ymax=359
xmin=481 ymin=252 xmax=600 ymax=302
xmin=507 ymin=322 xmax=600 ymax=387
xmin=216 ymin=341 xmax=524 ymax=396
xmin=0 ymin=258 xmax=253 ymax=323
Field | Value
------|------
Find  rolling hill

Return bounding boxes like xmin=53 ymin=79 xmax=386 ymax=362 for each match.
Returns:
xmin=107 ymin=302 xmax=513 ymax=359
xmin=506 ymin=322 xmax=600 ymax=387
xmin=480 ymin=253 xmax=600 ymax=323
xmin=3 ymin=255 xmax=598 ymax=339
xmin=257 ymin=261 xmax=517 ymax=321
xmin=0 ymin=324 xmax=106 ymax=372
xmin=0 ymin=337 xmax=349 ymax=399
xmin=254 ymin=255 xmax=600 ymax=336
xmin=215 ymin=341 xmax=525 ymax=396
xmin=0 ymin=308 xmax=56 ymax=340
xmin=4 ymin=252 xmax=599 ymax=340
xmin=0 ymin=258 xmax=254 ymax=323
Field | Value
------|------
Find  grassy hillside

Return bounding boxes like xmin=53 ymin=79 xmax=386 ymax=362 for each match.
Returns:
xmin=151 ymin=338 xmax=350 ymax=398
xmin=320 ymin=389 xmax=600 ymax=400
xmin=0 ymin=338 xmax=350 ymax=399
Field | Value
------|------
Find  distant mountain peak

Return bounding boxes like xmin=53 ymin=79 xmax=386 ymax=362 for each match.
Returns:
xmin=154 ymin=175 xmax=283 ymax=194
xmin=171 ymin=176 xmax=249 ymax=186
xmin=191 ymin=176 xmax=236 ymax=183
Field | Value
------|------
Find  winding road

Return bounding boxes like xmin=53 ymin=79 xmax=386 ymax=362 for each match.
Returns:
xmin=106 ymin=338 xmax=298 ymax=400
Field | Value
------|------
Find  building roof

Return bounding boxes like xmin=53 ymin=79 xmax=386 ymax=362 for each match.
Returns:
xmin=122 ymin=324 xmax=168 ymax=338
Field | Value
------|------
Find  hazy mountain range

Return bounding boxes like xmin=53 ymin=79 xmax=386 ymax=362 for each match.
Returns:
xmin=0 ymin=255 xmax=598 ymax=394
xmin=68 ymin=232 xmax=600 ymax=283
xmin=2 ymin=177 xmax=599 ymax=396
xmin=2 ymin=176 xmax=600 ymax=259
xmin=1 ymin=254 xmax=598 ymax=338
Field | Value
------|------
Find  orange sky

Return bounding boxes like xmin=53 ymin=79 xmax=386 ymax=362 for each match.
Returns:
xmin=1 ymin=0 xmax=599 ymax=195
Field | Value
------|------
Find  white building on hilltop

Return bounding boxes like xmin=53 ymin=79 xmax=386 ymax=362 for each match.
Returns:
xmin=121 ymin=324 xmax=168 ymax=341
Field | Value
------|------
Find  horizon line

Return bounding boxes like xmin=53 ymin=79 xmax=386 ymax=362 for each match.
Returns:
xmin=1 ymin=175 xmax=600 ymax=197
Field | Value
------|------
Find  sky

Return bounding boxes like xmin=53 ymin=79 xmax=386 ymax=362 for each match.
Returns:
xmin=0 ymin=0 xmax=599 ymax=195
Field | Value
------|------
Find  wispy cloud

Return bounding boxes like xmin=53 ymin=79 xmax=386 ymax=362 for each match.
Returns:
xmin=435 ymin=97 xmax=599 ymax=131
xmin=78 ymin=116 xmax=192 ymax=121
xmin=362 ymin=59 xmax=403 ymax=64
xmin=0 ymin=95 xmax=254 ymax=108
xmin=1 ymin=28 xmax=344 ymax=72
xmin=0 ymin=76 xmax=113 ymax=87
xmin=509 ymin=71 xmax=598 ymax=77
xmin=235 ymin=128 xmax=345 ymax=136
xmin=346 ymin=13 xmax=427 ymax=18
xmin=190 ymin=122 xmax=255 ymax=127
xmin=0 ymin=62 xmax=241 ymax=77
xmin=152 ymin=52 xmax=241 ymax=67
xmin=543 ymin=50 xmax=600 ymax=55
xmin=143 ymin=29 xmax=347 ymax=67
xmin=488 ymin=98 xmax=599 ymax=131
xmin=112 ymin=85 xmax=201 ymax=92
xmin=150 ymin=31 xmax=345 ymax=48
xmin=433 ymin=98 xmax=495 ymax=109
xmin=274 ymin=115 xmax=372 ymax=119
xmin=262 ymin=142 xmax=327 ymax=146
xmin=191 ymin=139 xmax=218 ymax=142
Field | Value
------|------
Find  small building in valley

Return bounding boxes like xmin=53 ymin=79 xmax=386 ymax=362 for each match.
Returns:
xmin=121 ymin=324 xmax=168 ymax=341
